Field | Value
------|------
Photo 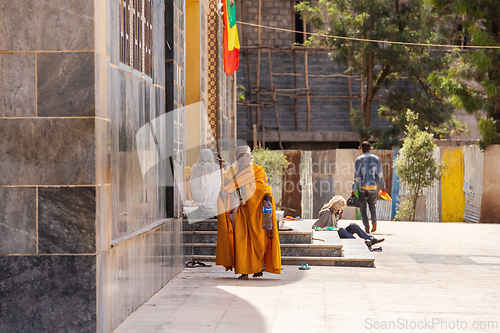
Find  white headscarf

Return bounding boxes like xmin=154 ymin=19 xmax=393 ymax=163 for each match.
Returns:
xmin=235 ymin=145 xmax=251 ymax=161
xmin=189 ymin=149 xmax=222 ymax=215
xmin=321 ymin=195 xmax=347 ymax=213
xmin=190 ymin=149 xmax=220 ymax=189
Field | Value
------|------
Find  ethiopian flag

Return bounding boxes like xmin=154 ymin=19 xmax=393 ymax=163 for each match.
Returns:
xmin=222 ymin=0 xmax=240 ymax=75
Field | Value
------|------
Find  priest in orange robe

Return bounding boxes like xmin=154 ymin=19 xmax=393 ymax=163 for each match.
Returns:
xmin=216 ymin=145 xmax=281 ymax=279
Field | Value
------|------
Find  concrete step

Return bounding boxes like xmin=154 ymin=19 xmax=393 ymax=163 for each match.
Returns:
xmin=183 ymin=219 xmax=217 ymax=231
xmin=183 ymin=242 xmax=343 ymax=257
xmin=190 ymin=254 xmax=375 ymax=268
xmin=182 ymin=230 xmax=313 ymax=244
xmin=183 ymin=219 xmax=377 ymax=268
xmin=281 ymin=256 xmax=375 ymax=267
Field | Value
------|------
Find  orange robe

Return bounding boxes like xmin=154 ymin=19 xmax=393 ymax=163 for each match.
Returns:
xmin=216 ymin=163 xmax=281 ymax=275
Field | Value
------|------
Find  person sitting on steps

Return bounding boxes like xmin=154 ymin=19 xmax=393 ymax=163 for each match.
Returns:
xmin=312 ymin=195 xmax=346 ymax=231
xmin=313 ymin=195 xmax=385 ymax=251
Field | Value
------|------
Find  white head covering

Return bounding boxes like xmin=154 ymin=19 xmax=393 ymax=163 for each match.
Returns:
xmin=197 ymin=149 xmax=214 ymax=162
xmin=235 ymin=145 xmax=251 ymax=161
xmin=189 ymin=149 xmax=222 ymax=215
xmin=321 ymin=195 xmax=347 ymax=213
xmin=191 ymin=149 xmax=219 ymax=189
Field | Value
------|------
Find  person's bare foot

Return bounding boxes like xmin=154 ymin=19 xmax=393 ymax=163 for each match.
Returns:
xmin=252 ymin=271 xmax=263 ymax=278
xmin=238 ymin=274 xmax=249 ymax=280
xmin=371 ymin=223 xmax=377 ymax=233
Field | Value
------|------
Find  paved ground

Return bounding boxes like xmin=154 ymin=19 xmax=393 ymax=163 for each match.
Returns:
xmin=114 ymin=220 xmax=500 ymax=333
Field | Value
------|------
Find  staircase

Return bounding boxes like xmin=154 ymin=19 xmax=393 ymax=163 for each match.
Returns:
xmin=183 ymin=218 xmax=375 ymax=268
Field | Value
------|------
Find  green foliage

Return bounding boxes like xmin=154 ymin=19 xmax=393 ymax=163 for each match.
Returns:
xmin=252 ymin=147 xmax=290 ymax=187
xmin=430 ymin=0 xmax=500 ymax=149
xmin=236 ymin=85 xmax=246 ymax=102
xmin=477 ymin=118 xmax=500 ymax=150
xmin=395 ymin=200 xmax=414 ymax=222
xmin=394 ymin=110 xmax=442 ymax=221
xmin=296 ymin=0 xmax=464 ymax=147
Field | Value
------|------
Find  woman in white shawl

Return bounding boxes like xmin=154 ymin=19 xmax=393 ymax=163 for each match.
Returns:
xmin=189 ymin=149 xmax=223 ymax=216
xmin=312 ymin=195 xmax=347 ymax=231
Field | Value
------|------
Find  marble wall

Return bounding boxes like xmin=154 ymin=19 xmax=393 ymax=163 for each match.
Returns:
xmin=173 ymin=0 xmax=187 ymax=218
xmin=95 ymin=0 xmax=186 ymax=331
xmin=0 ymin=0 xmax=185 ymax=332
xmin=97 ymin=219 xmax=183 ymax=332
xmin=0 ymin=1 xmax=98 ymax=331
xmin=0 ymin=255 xmax=97 ymax=332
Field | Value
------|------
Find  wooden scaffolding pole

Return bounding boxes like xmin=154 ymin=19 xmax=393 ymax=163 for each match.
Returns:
xmin=239 ymin=35 xmax=368 ymax=142
xmin=246 ymin=52 xmax=254 ymax=129
xmin=348 ymin=57 xmax=354 ymax=131
xmin=293 ymin=48 xmax=298 ymax=131
xmin=240 ymin=0 xmax=252 ymax=130
xmin=304 ymin=48 xmax=311 ymax=131
xmin=255 ymin=61 xmax=260 ymax=130
xmin=267 ymin=46 xmax=283 ymax=149
xmin=253 ymin=124 xmax=257 ymax=147
xmin=255 ymin=0 xmax=262 ymax=133
xmin=360 ymin=76 xmax=363 ymax=113
xmin=261 ymin=104 xmax=265 ymax=146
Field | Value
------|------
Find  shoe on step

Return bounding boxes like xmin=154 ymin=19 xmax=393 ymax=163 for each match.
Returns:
xmin=370 ymin=247 xmax=383 ymax=252
xmin=371 ymin=238 xmax=385 ymax=245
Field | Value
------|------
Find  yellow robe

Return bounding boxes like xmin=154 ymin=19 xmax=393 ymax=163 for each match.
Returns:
xmin=216 ymin=163 xmax=281 ymax=275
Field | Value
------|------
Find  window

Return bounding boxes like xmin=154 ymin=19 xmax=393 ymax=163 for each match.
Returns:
xmin=120 ymin=0 xmax=154 ymax=77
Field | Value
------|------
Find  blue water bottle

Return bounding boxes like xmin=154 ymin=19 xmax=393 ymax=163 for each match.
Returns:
xmin=262 ymin=195 xmax=273 ymax=230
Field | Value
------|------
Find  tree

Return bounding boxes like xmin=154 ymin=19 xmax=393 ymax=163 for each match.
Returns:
xmin=252 ymin=147 xmax=289 ymax=187
xmin=296 ymin=0 xmax=465 ymax=147
xmin=394 ymin=110 xmax=441 ymax=221
xmin=429 ymin=0 xmax=500 ymax=150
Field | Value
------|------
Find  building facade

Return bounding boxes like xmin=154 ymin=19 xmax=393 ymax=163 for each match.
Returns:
xmin=235 ymin=0 xmax=379 ymax=149
xmin=234 ymin=0 xmax=481 ymax=150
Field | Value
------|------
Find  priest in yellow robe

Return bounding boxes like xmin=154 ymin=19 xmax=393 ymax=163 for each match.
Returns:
xmin=216 ymin=145 xmax=281 ymax=279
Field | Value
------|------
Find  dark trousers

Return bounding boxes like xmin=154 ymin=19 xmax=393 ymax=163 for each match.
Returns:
xmin=338 ymin=223 xmax=375 ymax=242
xmin=359 ymin=189 xmax=378 ymax=231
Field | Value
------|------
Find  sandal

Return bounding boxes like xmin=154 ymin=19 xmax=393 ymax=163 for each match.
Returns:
xmin=323 ymin=226 xmax=339 ymax=231
xmin=313 ymin=226 xmax=323 ymax=231
xmin=299 ymin=263 xmax=311 ymax=270
xmin=185 ymin=261 xmax=212 ymax=268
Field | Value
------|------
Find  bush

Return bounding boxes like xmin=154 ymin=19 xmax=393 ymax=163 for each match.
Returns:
xmin=252 ymin=147 xmax=289 ymax=187
xmin=477 ymin=118 xmax=500 ymax=150
xmin=394 ymin=110 xmax=442 ymax=221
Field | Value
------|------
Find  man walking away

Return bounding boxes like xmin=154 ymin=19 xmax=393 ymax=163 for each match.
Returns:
xmin=352 ymin=141 xmax=386 ymax=233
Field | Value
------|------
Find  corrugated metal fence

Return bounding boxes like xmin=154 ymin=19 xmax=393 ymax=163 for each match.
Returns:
xmin=279 ymin=146 xmax=484 ymax=222
xmin=463 ymin=145 xmax=484 ymax=223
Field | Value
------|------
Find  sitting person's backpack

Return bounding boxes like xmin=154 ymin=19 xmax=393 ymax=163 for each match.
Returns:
xmin=346 ymin=195 xmax=360 ymax=207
